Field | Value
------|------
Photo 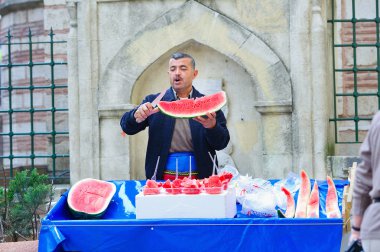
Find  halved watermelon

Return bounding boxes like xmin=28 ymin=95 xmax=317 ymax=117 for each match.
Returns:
xmin=326 ymin=176 xmax=342 ymax=218
xmin=67 ymin=178 xmax=116 ymax=218
xmin=295 ymin=170 xmax=311 ymax=218
xmin=307 ymin=181 xmax=319 ymax=218
xmin=157 ymin=91 xmax=227 ymax=118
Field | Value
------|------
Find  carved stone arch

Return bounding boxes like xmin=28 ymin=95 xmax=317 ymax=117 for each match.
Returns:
xmin=100 ymin=0 xmax=291 ymax=107
xmin=99 ymin=0 xmax=293 ymax=179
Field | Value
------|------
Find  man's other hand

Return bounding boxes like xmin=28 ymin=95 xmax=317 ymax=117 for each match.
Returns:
xmin=193 ymin=112 xmax=216 ymax=128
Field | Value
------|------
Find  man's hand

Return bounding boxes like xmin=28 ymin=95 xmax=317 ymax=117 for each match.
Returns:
xmin=348 ymin=229 xmax=360 ymax=243
xmin=193 ymin=112 xmax=217 ymax=128
xmin=134 ymin=102 xmax=159 ymax=123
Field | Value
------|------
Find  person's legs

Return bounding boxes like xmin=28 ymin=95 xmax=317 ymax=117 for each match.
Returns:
xmin=362 ymin=239 xmax=380 ymax=252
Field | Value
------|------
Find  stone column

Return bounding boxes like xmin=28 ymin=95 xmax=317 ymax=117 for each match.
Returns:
xmin=289 ymin=0 xmax=314 ymax=176
xmin=311 ymin=0 xmax=329 ymax=179
xmin=255 ymin=101 xmax=293 ymax=178
xmin=66 ymin=0 xmax=80 ymax=184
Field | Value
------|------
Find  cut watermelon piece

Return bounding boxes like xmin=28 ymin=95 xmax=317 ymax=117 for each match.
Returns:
xmin=295 ymin=170 xmax=311 ymax=218
xmin=162 ymin=179 xmax=173 ymax=194
xmin=181 ymin=178 xmax=201 ymax=194
xmin=143 ymin=179 xmax=160 ymax=195
xmin=204 ymin=175 xmax=223 ymax=194
xmin=157 ymin=91 xmax=227 ymax=118
xmin=171 ymin=179 xmax=182 ymax=194
xmin=307 ymin=181 xmax=319 ymax=218
xmin=67 ymin=178 xmax=116 ymax=218
xmin=326 ymin=176 xmax=342 ymax=218
xmin=281 ymin=186 xmax=295 ymax=218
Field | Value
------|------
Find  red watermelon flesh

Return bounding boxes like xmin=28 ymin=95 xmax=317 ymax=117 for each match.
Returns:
xmin=67 ymin=178 xmax=116 ymax=218
xmin=326 ymin=176 xmax=342 ymax=218
xmin=219 ymin=171 xmax=233 ymax=189
xmin=295 ymin=170 xmax=311 ymax=218
xmin=204 ymin=175 xmax=223 ymax=194
xmin=162 ymin=179 xmax=173 ymax=194
xmin=181 ymin=178 xmax=201 ymax=194
xmin=281 ymin=186 xmax=295 ymax=218
xmin=171 ymin=179 xmax=182 ymax=194
xmin=219 ymin=171 xmax=233 ymax=183
xmin=307 ymin=181 xmax=320 ymax=218
xmin=157 ymin=91 xmax=227 ymax=118
xmin=143 ymin=179 xmax=160 ymax=195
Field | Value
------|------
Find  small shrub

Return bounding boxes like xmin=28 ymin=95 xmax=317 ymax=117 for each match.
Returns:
xmin=2 ymin=169 xmax=53 ymax=241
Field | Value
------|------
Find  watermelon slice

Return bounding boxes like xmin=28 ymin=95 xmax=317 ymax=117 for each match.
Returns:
xmin=326 ymin=176 xmax=342 ymax=218
xmin=307 ymin=181 xmax=319 ymax=218
xmin=67 ymin=178 xmax=116 ymax=218
xmin=295 ymin=170 xmax=311 ymax=218
xmin=157 ymin=91 xmax=227 ymax=118
xmin=280 ymin=186 xmax=295 ymax=218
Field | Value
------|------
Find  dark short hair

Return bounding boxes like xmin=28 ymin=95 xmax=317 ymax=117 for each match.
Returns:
xmin=171 ymin=52 xmax=196 ymax=69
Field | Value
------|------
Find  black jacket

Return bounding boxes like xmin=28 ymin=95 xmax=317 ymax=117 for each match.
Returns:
xmin=120 ymin=87 xmax=230 ymax=179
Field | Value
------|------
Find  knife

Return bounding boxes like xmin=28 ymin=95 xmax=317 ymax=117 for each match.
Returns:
xmin=151 ymin=89 xmax=166 ymax=108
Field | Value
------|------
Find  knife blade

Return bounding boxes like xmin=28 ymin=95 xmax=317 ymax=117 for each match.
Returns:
xmin=151 ymin=89 xmax=166 ymax=107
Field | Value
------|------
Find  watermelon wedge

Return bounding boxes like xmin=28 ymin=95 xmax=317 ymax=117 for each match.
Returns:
xmin=281 ymin=186 xmax=295 ymax=218
xmin=326 ymin=176 xmax=342 ymax=218
xmin=67 ymin=178 xmax=116 ymax=218
xmin=295 ymin=170 xmax=311 ymax=218
xmin=307 ymin=181 xmax=319 ymax=218
xmin=157 ymin=91 xmax=227 ymax=118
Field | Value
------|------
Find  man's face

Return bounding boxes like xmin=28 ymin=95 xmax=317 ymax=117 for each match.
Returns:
xmin=168 ymin=57 xmax=198 ymax=96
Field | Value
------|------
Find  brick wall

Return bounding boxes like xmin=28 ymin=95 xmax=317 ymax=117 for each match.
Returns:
xmin=337 ymin=1 xmax=379 ymax=143
xmin=0 ymin=0 xmax=69 ymax=176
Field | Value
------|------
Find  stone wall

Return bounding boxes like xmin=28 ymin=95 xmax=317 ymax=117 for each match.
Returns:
xmin=68 ymin=0 xmax=321 ymax=183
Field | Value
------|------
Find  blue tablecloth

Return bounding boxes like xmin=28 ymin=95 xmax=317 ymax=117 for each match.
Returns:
xmin=39 ymin=179 xmax=348 ymax=252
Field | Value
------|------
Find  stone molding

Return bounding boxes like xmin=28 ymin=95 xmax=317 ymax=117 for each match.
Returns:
xmin=0 ymin=0 xmax=42 ymax=16
xmin=254 ymin=101 xmax=292 ymax=114
xmin=98 ymin=104 xmax=135 ymax=119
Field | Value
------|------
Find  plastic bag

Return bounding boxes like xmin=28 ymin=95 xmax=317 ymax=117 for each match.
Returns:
xmin=273 ymin=171 xmax=301 ymax=194
xmin=241 ymin=186 xmax=277 ymax=218
xmin=233 ymin=175 xmax=255 ymax=204
xmin=217 ymin=165 xmax=240 ymax=180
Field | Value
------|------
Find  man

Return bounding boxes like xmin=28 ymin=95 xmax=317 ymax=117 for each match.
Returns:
xmin=120 ymin=52 xmax=230 ymax=180
xmin=349 ymin=111 xmax=380 ymax=251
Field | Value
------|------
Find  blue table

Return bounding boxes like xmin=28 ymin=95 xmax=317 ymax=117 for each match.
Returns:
xmin=39 ymin=180 xmax=348 ymax=252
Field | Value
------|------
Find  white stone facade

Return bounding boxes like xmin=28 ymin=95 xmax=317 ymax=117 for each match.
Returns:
xmin=1 ymin=0 xmax=377 ymax=183
xmin=66 ymin=0 xmax=330 ymax=183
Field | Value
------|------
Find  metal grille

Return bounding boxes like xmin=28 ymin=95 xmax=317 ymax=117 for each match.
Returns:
xmin=0 ymin=28 xmax=69 ymax=183
xmin=328 ymin=0 xmax=380 ymax=143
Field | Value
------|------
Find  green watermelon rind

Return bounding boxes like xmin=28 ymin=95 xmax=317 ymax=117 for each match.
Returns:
xmin=67 ymin=178 xmax=116 ymax=219
xmin=157 ymin=91 xmax=227 ymax=118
